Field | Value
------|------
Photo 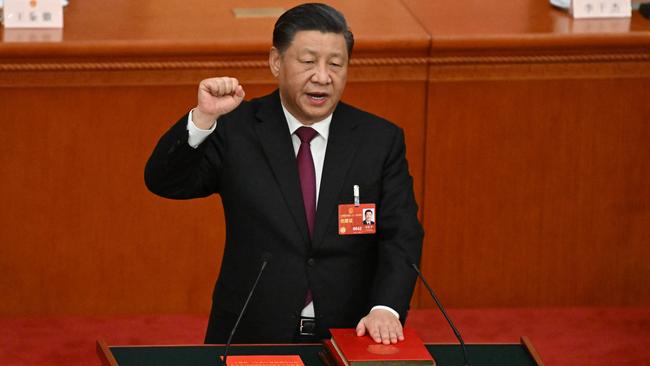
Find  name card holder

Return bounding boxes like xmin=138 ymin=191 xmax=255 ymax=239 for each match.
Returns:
xmin=2 ymin=0 xmax=63 ymax=28
xmin=571 ymin=0 xmax=632 ymax=18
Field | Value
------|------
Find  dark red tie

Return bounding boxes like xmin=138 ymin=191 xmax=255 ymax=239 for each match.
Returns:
xmin=295 ymin=126 xmax=318 ymax=306
xmin=295 ymin=127 xmax=318 ymax=238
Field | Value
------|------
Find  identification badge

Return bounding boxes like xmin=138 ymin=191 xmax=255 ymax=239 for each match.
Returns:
xmin=338 ymin=203 xmax=376 ymax=235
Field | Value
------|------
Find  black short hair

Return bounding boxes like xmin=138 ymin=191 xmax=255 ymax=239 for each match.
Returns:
xmin=365 ymin=210 xmax=373 ymax=215
xmin=273 ymin=3 xmax=354 ymax=57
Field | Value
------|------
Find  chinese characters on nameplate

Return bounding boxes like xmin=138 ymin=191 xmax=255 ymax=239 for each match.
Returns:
xmin=571 ymin=0 xmax=631 ymax=18
xmin=2 ymin=0 xmax=63 ymax=28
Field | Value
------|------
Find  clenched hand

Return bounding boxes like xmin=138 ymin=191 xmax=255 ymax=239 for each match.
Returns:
xmin=193 ymin=77 xmax=245 ymax=129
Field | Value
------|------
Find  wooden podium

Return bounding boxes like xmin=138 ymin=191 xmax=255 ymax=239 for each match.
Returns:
xmin=97 ymin=338 xmax=545 ymax=366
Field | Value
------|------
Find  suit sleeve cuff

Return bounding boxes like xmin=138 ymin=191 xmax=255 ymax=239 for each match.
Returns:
xmin=187 ymin=108 xmax=217 ymax=148
xmin=371 ymin=305 xmax=400 ymax=320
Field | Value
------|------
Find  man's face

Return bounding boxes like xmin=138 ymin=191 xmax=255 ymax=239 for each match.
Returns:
xmin=270 ymin=30 xmax=348 ymax=125
xmin=365 ymin=211 xmax=372 ymax=220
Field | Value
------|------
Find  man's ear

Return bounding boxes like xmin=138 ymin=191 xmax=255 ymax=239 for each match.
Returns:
xmin=269 ymin=47 xmax=281 ymax=77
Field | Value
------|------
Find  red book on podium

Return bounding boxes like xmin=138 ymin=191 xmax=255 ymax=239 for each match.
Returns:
xmin=225 ymin=355 xmax=304 ymax=366
xmin=323 ymin=328 xmax=435 ymax=366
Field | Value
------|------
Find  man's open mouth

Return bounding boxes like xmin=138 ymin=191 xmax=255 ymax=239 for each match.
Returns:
xmin=306 ymin=92 xmax=328 ymax=101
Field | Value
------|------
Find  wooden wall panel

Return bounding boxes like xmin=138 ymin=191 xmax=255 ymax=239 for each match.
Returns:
xmin=0 ymin=85 xmax=218 ymax=315
xmin=422 ymin=77 xmax=650 ymax=307
xmin=404 ymin=0 xmax=650 ymax=308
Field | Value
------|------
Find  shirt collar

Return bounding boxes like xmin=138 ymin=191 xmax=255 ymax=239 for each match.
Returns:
xmin=281 ymin=104 xmax=331 ymax=141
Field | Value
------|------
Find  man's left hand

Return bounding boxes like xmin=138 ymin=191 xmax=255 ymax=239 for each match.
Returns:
xmin=355 ymin=308 xmax=404 ymax=344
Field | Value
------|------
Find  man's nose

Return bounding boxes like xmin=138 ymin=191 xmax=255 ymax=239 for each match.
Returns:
xmin=311 ymin=63 xmax=331 ymax=84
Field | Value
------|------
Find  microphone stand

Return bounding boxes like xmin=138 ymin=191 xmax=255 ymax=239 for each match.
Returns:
xmin=411 ymin=263 xmax=470 ymax=366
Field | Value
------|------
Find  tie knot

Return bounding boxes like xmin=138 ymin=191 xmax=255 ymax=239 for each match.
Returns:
xmin=295 ymin=126 xmax=318 ymax=143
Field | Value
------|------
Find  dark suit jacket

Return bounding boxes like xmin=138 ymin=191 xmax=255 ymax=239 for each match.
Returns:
xmin=145 ymin=90 xmax=423 ymax=343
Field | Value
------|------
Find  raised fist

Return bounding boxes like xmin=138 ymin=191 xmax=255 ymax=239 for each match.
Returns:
xmin=193 ymin=77 xmax=245 ymax=129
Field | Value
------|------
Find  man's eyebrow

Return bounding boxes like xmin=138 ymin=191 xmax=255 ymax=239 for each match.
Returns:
xmin=301 ymin=48 xmax=344 ymax=57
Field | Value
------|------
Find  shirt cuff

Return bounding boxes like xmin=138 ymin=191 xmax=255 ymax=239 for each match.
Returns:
xmin=187 ymin=108 xmax=217 ymax=148
xmin=371 ymin=305 xmax=400 ymax=320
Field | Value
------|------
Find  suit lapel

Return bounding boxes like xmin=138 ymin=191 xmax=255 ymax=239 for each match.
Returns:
xmin=254 ymin=91 xmax=310 ymax=244
xmin=313 ymin=105 xmax=360 ymax=249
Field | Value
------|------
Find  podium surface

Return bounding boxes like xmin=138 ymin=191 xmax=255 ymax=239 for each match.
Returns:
xmin=97 ymin=338 xmax=544 ymax=366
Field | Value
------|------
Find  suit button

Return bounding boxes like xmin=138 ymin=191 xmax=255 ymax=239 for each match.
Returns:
xmin=307 ymin=258 xmax=315 ymax=266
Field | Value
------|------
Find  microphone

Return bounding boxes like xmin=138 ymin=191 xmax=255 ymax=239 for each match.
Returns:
xmin=410 ymin=262 xmax=470 ymax=366
xmin=221 ymin=252 xmax=272 ymax=366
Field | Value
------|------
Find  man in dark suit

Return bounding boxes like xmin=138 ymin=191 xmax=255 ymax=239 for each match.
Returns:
xmin=145 ymin=3 xmax=423 ymax=345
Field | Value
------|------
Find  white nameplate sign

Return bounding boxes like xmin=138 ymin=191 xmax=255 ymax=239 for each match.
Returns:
xmin=3 ymin=0 xmax=63 ymax=28
xmin=571 ymin=0 xmax=631 ymax=18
